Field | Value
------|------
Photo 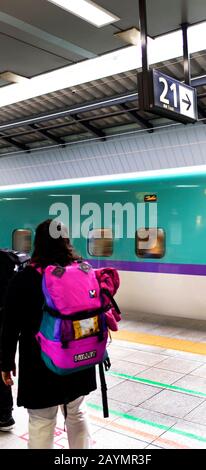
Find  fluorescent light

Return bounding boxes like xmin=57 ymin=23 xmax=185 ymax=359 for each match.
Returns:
xmin=48 ymin=194 xmax=74 ymax=196
xmin=47 ymin=0 xmax=119 ymax=27
xmin=0 ymin=197 xmax=28 ymax=200
xmin=105 ymin=190 xmax=130 ymax=193
xmin=0 ymin=20 xmax=206 ymax=108
xmin=176 ymin=185 xmax=199 ymax=188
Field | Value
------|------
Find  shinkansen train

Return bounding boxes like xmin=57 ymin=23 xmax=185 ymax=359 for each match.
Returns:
xmin=1 ymin=165 xmax=206 ymax=320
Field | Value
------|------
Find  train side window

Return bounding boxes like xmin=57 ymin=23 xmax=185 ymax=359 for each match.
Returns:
xmin=12 ymin=229 xmax=32 ymax=253
xmin=136 ymin=228 xmax=165 ymax=258
xmin=88 ymin=229 xmax=113 ymax=257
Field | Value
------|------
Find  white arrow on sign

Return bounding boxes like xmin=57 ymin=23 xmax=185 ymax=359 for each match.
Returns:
xmin=179 ymin=85 xmax=195 ymax=119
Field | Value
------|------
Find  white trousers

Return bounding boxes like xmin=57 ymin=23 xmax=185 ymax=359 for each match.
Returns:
xmin=28 ymin=396 xmax=92 ymax=449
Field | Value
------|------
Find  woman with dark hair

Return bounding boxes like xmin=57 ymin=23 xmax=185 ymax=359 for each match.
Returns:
xmin=1 ymin=219 xmax=97 ymax=449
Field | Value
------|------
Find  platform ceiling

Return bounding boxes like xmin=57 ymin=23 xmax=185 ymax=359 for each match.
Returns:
xmin=0 ymin=0 xmax=205 ymax=154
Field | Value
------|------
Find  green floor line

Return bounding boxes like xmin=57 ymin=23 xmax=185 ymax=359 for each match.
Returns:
xmin=88 ymin=403 xmax=206 ymax=443
xmin=109 ymin=370 xmax=206 ymax=398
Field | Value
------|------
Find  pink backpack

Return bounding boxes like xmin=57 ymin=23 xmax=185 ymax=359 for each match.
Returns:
xmin=35 ymin=261 xmax=121 ymax=416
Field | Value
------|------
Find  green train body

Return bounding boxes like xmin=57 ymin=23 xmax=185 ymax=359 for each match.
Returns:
xmin=0 ymin=166 xmax=206 ymax=318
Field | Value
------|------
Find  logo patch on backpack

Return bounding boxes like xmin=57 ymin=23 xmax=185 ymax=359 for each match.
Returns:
xmin=89 ymin=289 xmax=97 ymax=298
xmin=74 ymin=350 xmax=97 ymax=362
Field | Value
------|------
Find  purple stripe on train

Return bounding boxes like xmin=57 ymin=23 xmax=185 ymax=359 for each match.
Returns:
xmin=87 ymin=259 xmax=206 ymax=276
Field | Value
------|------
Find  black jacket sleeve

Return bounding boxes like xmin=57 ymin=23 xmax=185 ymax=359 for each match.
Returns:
xmin=1 ymin=273 xmax=26 ymax=371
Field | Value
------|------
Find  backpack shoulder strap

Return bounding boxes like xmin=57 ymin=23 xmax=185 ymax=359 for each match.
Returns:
xmin=98 ymin=362 xmax=109 ymax=418
xmin=101 ymin=287 xmax=121 ymax=315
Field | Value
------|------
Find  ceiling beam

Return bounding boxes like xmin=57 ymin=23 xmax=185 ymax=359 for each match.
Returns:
xmin=29 ymin=123 xmax=66 ymax=146
xmin=0 ymin=11 xmax=95 ymax=59
xmin=191 ymin=75 xmax=206 ymax=87
xmin=0 ymin=134 xmax=29 ymax=151
xmin=2 ymin=106 xmax=143 ymax=140
xmin=72 ymin=114 xmax=106 ymax=140
xmin=0 ymin=73 xmax=205 ymax=136
xmin=120 ymin=103 xmax=153 ymax=131
xmin=197 ymin=102 xmax=206 ymax=121
xmin=0 ymin=92 xmax=138 ymax=132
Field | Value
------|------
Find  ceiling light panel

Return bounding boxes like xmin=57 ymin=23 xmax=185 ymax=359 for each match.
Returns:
xmin=47 ymin=0 xmax=119 ymax=27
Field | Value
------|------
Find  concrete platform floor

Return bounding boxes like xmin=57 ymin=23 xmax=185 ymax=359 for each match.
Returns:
xmin=1 ymin=312 xmax=206 ymax=449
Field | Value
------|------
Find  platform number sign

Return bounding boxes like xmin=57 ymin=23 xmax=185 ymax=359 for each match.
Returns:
xmin=152 ymin=69 xmax=197 ymax=122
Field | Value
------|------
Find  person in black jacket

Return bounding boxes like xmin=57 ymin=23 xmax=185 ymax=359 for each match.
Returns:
xmin=0 ymin=250 xmax=30 ymax=431
xmin=0 ymin=311 xmax=14 ymax=431
xmin=0 ymin=252 xmax=18 ymax=431
xmin=1 ymin=219 xmax=97 ymax=449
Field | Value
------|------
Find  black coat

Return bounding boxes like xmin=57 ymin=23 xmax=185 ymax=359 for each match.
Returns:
xmin=1 ymin=266 xmax=96 ymax=409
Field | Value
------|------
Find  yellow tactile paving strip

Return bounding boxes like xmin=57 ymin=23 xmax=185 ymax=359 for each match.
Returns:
xmin=113 ymin=330 xmax=206 ymax=355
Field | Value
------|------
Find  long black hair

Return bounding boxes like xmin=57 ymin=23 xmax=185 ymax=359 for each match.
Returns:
xmin=31 ymin=219 xmax=80 ymax=268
